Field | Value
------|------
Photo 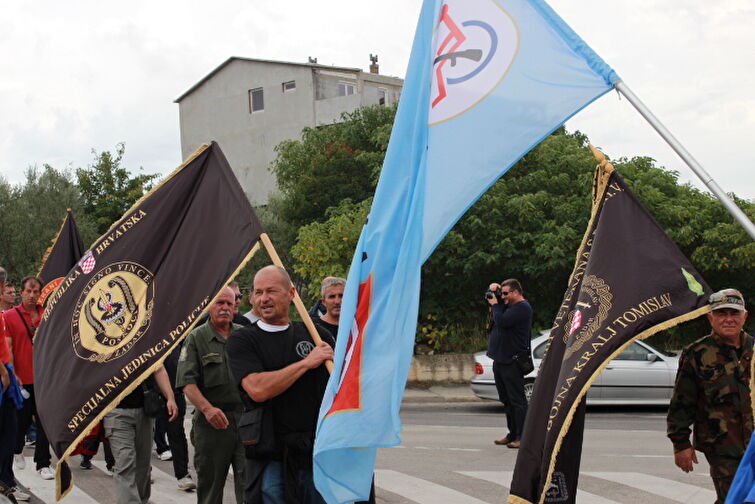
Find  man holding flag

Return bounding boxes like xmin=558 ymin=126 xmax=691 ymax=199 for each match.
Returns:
xmin=228 ymin=266 xmax=334 ymax=503
xmin=667 ymin=289 xmax=751 ymax=504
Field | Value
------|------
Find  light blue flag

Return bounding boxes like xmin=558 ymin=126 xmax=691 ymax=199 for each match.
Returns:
xmin=726 ymin=437 xmax=755 ymax=504
xmin=313 ymin=0 xmax=619 ymax=502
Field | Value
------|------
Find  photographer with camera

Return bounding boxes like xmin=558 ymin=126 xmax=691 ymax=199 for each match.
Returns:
xmin=486 ymin=279 xmax=532 ymax=449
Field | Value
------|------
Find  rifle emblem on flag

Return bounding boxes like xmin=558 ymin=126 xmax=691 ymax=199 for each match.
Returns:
xmin=430 ymin=0 xmax=519 ymax=124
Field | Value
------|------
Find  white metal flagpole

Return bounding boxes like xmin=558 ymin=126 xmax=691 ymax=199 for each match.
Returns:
xmin=614 ymin=80 xmax=755 ymax=241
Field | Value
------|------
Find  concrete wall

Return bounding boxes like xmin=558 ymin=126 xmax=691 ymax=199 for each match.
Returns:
xmin=179 ymin=60 xmax=318 ymax=205
xmin=178 ymin=59 xmax=403 ymax=205
xmin=407 ymin=354 xmax=476 ymax=384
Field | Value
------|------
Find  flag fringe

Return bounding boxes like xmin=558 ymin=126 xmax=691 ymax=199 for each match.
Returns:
xmin=37 ymin=210 xmax=72 ymax=277
xmin=54 ymin=238 xmax=261 ymax=500
xmin=508 ymin=494 xmax=535 ymax=504
xmin=534 ymin=149 xmax=710 ymax=504
xmin=538 ymin=304 xmax=710 ymax=504
xmin=52 ymin=145 xmax=262 ymax=500
xmin=85 ymin=144 xmax=211 ymax=252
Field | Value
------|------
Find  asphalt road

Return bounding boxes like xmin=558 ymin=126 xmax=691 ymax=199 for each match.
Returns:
xmin=12 ymin=401 xmax=715 ymax=503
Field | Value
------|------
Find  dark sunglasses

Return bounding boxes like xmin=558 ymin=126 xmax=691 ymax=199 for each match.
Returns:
xmin=501 ymin=291 xmax=511 ymax=296
xmin=235 ymin=294 xmax=243 ymax=300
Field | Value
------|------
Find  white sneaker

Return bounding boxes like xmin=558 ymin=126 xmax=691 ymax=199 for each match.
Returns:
xmin=158 ymin=450 xmax=172 ymax=461
xmin=13 ymin=455 xmax=25 ymax=470
xmin=38 ymin=466 xmax=54 ymax=480
xmin=12 ymin=487 xmax=31 ymax=501
xmin=177 ymin=475 xmax=196 ymax=491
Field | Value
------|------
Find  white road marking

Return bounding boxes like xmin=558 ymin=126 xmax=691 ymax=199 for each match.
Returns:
xmin=14 ymin=457 xmax=100 ymax=503
xmin=458 ymin=471 xmax=620 ymax=504
xmin=375 ymin=469 xmax=490 ymax=504
xmin=91 ymin=458 xmax=194 ymax=504
xmin=585 ymin=472 xmax=716 ymax=504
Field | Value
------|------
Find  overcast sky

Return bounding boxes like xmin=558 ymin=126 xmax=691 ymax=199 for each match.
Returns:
xmin=2 ymin=0 xmax=753 ymax=202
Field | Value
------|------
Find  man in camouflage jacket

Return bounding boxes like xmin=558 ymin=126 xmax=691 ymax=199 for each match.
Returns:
xmin=667 ymin=288 xmax=751 ymax=503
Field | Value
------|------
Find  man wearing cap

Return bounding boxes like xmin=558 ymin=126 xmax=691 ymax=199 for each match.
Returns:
xmin=667 ymin=288 xmax=751 ymax=503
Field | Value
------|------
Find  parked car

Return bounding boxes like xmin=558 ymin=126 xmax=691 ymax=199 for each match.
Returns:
xmin=470 ymin=332 xmax=680 ymax=405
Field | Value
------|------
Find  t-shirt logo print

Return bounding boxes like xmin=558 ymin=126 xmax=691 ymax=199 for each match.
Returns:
xmin=296 ymin=341 xmax=315 ymax=359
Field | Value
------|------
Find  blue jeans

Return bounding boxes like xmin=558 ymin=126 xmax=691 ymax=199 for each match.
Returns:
xmin=261 ymin=461 xmax=325 ymax=504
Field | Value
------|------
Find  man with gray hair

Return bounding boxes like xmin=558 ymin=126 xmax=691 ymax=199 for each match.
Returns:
xmin=177 ymin=286 xmax=245 ymax=503
xmin=668 ymin=288 xmax=751 ymax=503
xmin=312 ymin=277 xmax=345 ymax=341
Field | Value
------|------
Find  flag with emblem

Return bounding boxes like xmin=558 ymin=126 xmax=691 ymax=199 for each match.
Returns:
xmin=313 ymin=0 xmax=620 ymax=501
xmin=508 ymin=154 xmax=711 ymax=504
xmin=37 ymin=209 xmax=86 ymax=306
xmin=33 ymin=142 xmax=264 ymax=499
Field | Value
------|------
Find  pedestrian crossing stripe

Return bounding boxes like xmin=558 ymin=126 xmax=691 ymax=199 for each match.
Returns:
xmin=458 ymin=471 xmax=618 ymax=504
xmin=12 ymin=459 xmax=718 ymax=504
xmin=583 ymin=472 xmax=716 ymax=504
xmin=91 ymin=459 xmax=188 ymax=504
xmin=375 ymin=470 xmax=489 ymax=504
xmin=13 ymin=457 xmax=99 ymax=504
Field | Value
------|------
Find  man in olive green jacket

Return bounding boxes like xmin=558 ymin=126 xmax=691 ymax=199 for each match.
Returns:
xmin=177 ymin=287 xmax=245 ymax=504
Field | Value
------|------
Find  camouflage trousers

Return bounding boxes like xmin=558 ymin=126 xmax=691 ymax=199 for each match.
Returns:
xmin=704 ymin=453 xmax=741 ymax=504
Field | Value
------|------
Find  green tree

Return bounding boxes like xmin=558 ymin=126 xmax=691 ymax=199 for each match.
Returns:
xmin=290 ymin=198 xmax=371 ymax=296
xmin=0 ymin=166 xmax=98 ymax=281
xmin=272 ymin=105 xmax=395 ymax=229
xmin=289 ymin=125 xmax=754 ymax=352
xmin=77 ymin=143 xmax=157 ymax=234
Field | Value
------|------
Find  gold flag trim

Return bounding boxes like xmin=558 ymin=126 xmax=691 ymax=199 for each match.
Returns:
xmin=53 ymin=143 xmax=261 ymax=500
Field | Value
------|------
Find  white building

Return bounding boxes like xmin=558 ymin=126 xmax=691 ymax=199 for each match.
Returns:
xmin=175 ymin=56 xmax=403 ymax=205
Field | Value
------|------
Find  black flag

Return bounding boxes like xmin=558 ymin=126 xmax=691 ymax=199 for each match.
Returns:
xmin=508 ymin=154 xmax=711 ymax=504
xmin=37 ymin=209 xmax=85 ymax=306
xmin=33 ymin=142 xmax=264 ymax=499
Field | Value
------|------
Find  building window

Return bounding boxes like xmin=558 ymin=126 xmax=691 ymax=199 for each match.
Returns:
xmin=338 ymin=82 xmax=355 ymax=96
xmin=378 ymin=88 xmax=386 ymax=106
xmin=282 ymin=80 xmax=296 ymax=92
xmin=249 ymin=87 xmax=264 ymax=113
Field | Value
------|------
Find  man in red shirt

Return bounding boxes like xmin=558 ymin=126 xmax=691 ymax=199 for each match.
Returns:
xmin=0 ymin=266 xmax=28 ymax=502
xmin=5 ymin=276 xmax=53 ymax=480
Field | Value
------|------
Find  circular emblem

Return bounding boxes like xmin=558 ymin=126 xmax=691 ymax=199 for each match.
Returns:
xmin=563 ymin=275 xmax=612 ymax=360
xmin=296 ymin=341 xmax=315 ymax=359
xmin=429 ymin=0 xmax=519 ymax=126
xmin=71 ymin=262 xmax=155 ymax=363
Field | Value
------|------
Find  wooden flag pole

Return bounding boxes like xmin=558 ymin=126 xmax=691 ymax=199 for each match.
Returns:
xmin=259 ymin=233 xmax=333 ymax=374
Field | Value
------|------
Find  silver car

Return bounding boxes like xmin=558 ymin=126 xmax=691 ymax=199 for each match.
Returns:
xmin=470 ymin=332 xmax=679 ymax=405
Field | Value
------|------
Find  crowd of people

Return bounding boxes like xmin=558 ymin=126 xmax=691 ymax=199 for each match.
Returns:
xmin=0 ymin=264 xmax=355 ymax=504
xmin=0 ymin=258 xmax=751 ymax=504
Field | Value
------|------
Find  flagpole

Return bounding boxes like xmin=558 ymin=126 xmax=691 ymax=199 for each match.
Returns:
xmin=259 ymin=233 xmax=333 ymax=374
xmin=614 ymin=80 xmax=755 ymax=240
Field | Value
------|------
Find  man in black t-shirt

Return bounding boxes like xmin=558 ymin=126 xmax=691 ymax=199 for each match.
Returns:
xmin=312 ymin=277 xmax=345 ymax=341
xmin=228 ymin=266 xmax=333 ymax=504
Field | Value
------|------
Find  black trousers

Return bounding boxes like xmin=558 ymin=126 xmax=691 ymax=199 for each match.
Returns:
xmin=154 ymin=391 xmax=188 ymax=479
xmin=0 ymin=391 xmax=17 ymax=488
xmin=14 ymin=384 xmax=51 ymax=470
xmin=492 ymin=361 xmax=528 ymax=441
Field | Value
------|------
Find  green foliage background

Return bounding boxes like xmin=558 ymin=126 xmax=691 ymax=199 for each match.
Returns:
xmin=271 ymin=105 xmax=754 ymax=352
xmin=0 ymin=144 xmax=155 ymax=285
xmin=0 ymin=108 xmax=751 ymax=354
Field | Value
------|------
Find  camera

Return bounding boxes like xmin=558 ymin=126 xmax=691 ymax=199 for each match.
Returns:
xmin=485 ymin=288 xmax=502 ymax=302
